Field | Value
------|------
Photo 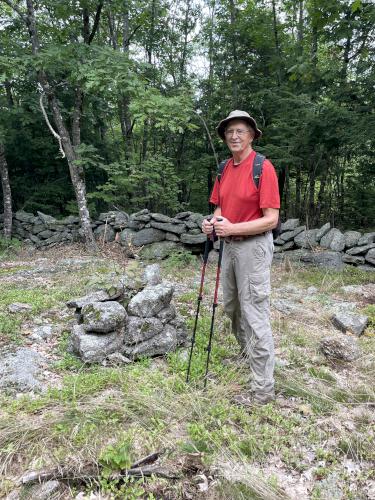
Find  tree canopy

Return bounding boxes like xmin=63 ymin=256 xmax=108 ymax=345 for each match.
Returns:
xmin=1 ymin=0 xmax=374 ymax=230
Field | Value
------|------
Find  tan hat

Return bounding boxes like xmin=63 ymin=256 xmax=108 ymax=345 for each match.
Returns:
xmin=217 ymin=110 xmax=262 ymax=140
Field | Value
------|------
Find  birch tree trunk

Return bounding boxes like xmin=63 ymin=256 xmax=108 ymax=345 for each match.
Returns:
xmin=0 ymin=143 xmax=12 ymax=239
xmin=24 ymin=0 xmax=97 ymax=250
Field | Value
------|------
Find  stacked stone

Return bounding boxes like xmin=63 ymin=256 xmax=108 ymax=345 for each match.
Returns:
xmin=67 ymin=265 xmax=188 ymax=363
xmin=1 ymin=209 xmax=374 ymax=268
xmin=0 ymin=210 xmax=80 ymax=248
xmin=273 ymin=219 xmax=375 ymax=267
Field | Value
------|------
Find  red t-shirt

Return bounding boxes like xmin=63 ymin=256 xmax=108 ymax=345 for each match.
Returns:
xmin=209 ymin=150 xmax=280 ymax=223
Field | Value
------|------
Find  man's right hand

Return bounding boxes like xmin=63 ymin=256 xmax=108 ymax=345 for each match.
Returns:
xmin=202 ymin=217 xmax=215 ymax=235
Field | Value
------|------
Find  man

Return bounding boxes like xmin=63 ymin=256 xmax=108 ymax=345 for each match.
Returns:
xmin=202 ymin=110 xmax=280 ymax=406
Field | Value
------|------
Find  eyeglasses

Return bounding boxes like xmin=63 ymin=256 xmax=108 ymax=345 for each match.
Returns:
xmin=224 ymin=128 xmax=250 ymax=137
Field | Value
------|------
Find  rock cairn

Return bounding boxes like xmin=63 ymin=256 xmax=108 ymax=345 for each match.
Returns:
xmin=2 ymin=210 xmax=374 ymax=268
xmin=67 ymin=264 xmax=188 ymax=363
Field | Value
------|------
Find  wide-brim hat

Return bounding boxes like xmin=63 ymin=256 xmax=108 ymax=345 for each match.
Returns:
xmin=217 ymin=110 xmax=262 ymax=140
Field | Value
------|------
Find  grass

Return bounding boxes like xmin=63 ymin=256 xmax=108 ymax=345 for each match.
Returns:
xmin=0 ymin=248 xmax=374 ymax=498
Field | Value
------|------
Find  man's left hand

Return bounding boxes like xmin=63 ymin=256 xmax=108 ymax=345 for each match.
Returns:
xmin=213 ymin=217 xmax=233 ymax=237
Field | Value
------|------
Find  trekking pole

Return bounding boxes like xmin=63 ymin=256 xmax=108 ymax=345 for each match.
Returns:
xmin=204 ymin=234 xmax=224 ymax=389
xmin=186 ymin=234 xmax=212 ymax=383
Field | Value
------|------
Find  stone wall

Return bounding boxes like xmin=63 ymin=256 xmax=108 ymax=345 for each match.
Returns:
xmin=1 ymin=209 xmax=374 ymax=268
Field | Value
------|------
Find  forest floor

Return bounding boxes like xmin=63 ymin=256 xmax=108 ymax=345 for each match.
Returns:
xmin=0 ymin=242 xmax=374 ymax=500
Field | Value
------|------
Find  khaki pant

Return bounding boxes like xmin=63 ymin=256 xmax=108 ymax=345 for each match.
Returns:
xmin=222 ymin=232 xmax=275 ymax=396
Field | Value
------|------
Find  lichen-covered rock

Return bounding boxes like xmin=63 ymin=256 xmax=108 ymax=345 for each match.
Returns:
xmin=316 ymin=222 xmax=331 ymax=241
xmin=280 ymin=219 xmax=300 ymax=232
xmin=365 ymin=248 xmax=375 ymax=265
xmin=132 ymin=228 xmax=166 ymax=246
xmin=180 ymin=233 xmax=207 ymax=244
xmin=123 ymin=324 xmax=178 ymax=359
xmin=156 ymin=304 xmax=177 ymax=323
xmin=331 ymin=312 xmax=368 ymax=336
xmin=344 ymin=231 xmax=362 ymax=248
xmin=128 ymin=283 xmax=174 ymax=317
xmin=294 ymin=229 xmax=319 ymax=249
xmin=0 ymin=348 xmax=48 ymax=393
xmin=66 ymin=290 xmax=111 ymax=309
xmin=346 ymin=243 xmax=375 ymax=255
xmin=94 ymin=224 xmax=116 ymax=242
xmin=342 ymin=254 xmax=365 ymax=266
xmin=142 ymin=264 xmax=162 ymax=286
xmin=125 ymin=316 xmax=164 ymax=345
xmin=320 ymin=228 xmax=345 ymax=252
xmin=357 ymin=232 xmax=375 ymax=246
xmin=82 ymin=301 xmax=128 ymax=333
xmin=320 ymin=336 xmax=360 ymax=361
xmin=139 ymin=241 xmax=180 ymax=260
xmin=301 ymin=251 xmax=344 ymax=270
xmin=71 ymin=324 xmax=125 ymax=363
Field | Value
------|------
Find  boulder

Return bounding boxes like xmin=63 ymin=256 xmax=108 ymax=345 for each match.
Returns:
xmin=331 ymin=312 xmax=368 ymax=336
xmin=320 ymin=228 xmax=345 ymax=252
xmin=165 ymin=232 xmax=180 ymax=242
xmin=123 ymin=324 xmax=178 ymax=360
xmin=157 ymin=304 xmax=177 ymax=323
xmin=119 ymin=228 xmax=138 ymax=246
xmin=174 ymin=211 xmax=192 ymax=220
xmin=150 ymin=213 xmax=174 ymax=223
xmin=357 ymin=232 xmax=375 ymax=246
xmin=169 ymin=315 xmax=188 ymax=345
xmin=128 ymin=283 xmax=174 ymax=318
xmin=344 ymin=231 xmax=362 ymax=248
xmin=14 ymin=210 xmax=35 ymax=223
xmin=94 ymin=224 xmax=116 ymax=242
xmin=125 ymin=316 xmax=164 ymax=345
xmin=346 ymin=243 xmax=375 ymax=256
xmin=278 ymin=230 xmax=297 ymax=243
xmin=139 ymin=241 xmax=180 ymax=260
xmin=316 ymin=222 xmax=331 ymax=241
xmin=8 ymin=302 xmax=32 ymax=313
xmin=301 ymin=251 xmax=344 ymax=270
xmin=37 ymin=229 xmax=54 ymax=240
xmin=180 ymin=233 xmax=207 ymax=245
xmin=319 ymin=336 xmax=361 ymax=362
xmin=71 ymin=325 xmax=125 ymax=363
xmin=294 ymin=229 xmax=319 ymax=249
xmin=0 ymin=348 xmax=48 ymax=393
xmin=37 ymin=211 xmax=57 ymax=224
xmin=23 ymin=480 xmax=61 ymax=500
xmin=61 ymin=215 xmax=80 ymax=224
xmin=66 ymin=290 xmax=111 ymax=309
xmin=82 ymin=301 xmax=128 ymax=333
xmin=280 ymin=219 xmax=300 ymax=232
xmin=273 ymin=241 xmax=295 ymax=253
xmin=150 ymin=221 xmax=185 ymax=235
xmin=342 ymin=254 xmax=365 ymax=266
xmin=365 ymin=248 xmax=375 ymax=265
xmin=132 ymin=228 xmax=166 ymax=246
xmin=142 ymin=264 xmax=162 ymax=286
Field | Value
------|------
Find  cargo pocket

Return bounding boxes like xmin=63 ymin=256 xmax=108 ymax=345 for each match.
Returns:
xmin=249 ymin=272 xmax=271 ymax=305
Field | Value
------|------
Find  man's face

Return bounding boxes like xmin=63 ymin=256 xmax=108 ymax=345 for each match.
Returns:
xmin=224 ymin=119 xmax=254 ymax=155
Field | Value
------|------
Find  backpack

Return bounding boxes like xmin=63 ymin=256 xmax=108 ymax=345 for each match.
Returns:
xmin=217 ymin=152 xmax=282 ymax=240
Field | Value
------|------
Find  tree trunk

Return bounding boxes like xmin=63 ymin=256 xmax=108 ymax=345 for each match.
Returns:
xmin=271 ymin=0 xmax=282 ymax=85
xmin=295 ymin=163 xmax=301 ymax=217
xmin=0 ymin=143 xmax=12 ymax=239
xmin=24 ymin=0 xmax=97 ymax=251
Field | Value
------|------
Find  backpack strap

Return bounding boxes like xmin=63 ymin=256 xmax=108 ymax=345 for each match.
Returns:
xmin=217 ymin=159 xmax=229 ymax=182
xmin=253 ymin=153 xmax=265 ymax=188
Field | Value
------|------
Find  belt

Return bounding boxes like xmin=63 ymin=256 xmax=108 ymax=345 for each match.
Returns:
xmin=224 ymin=235 xmax=252 ymax=243
xmin=224 ymin=232 xmax=268 ymax=243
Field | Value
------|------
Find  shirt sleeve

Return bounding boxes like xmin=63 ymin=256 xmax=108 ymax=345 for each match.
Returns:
xmin=258 ymin=159 xmax=280 ymax=209
xmin=209 ymin=177 xmax=220 ymax=206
